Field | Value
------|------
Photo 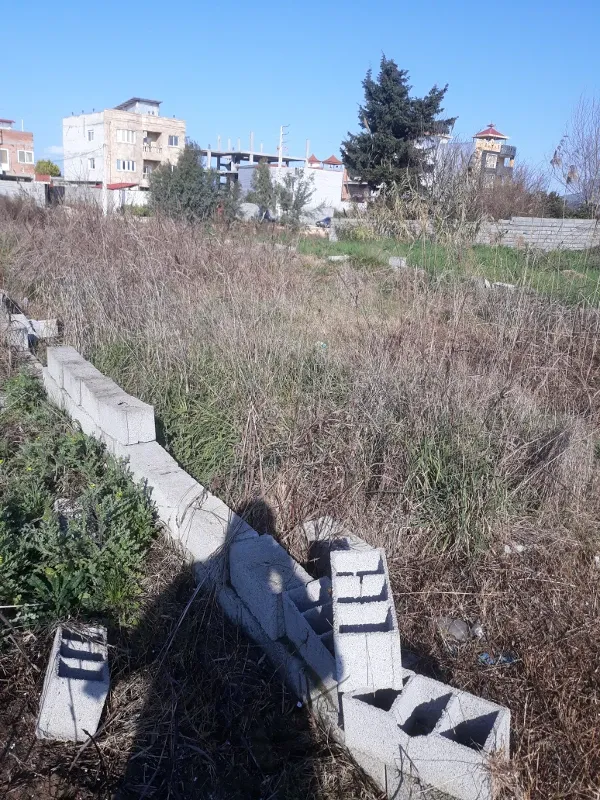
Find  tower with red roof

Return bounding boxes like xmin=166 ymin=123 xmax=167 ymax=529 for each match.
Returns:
xmin=472 ymin=123 xmax=516 ymax=186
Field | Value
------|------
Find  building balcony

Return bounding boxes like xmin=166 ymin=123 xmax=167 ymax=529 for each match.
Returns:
xmin=499 ymin=145 xmax=516 ymax=159
xmin=143 ymin=144 xmax=163 ymax=159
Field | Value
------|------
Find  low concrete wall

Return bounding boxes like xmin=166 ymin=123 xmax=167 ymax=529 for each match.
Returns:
xmin=33 ymin=344 xmax=510 ymax=799
xmin=332 ymin=216 xmax=600 ymax=252
xmin=0 ymin=180 xmax=46 ymax=206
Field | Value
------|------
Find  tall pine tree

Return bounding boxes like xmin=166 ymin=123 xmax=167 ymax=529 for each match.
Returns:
xmin=341 ymin=57 xmax=456 ymax=189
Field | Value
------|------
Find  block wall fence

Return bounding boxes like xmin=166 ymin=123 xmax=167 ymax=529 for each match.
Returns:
xmin=28 ymin=344 xmax=510 ymax=800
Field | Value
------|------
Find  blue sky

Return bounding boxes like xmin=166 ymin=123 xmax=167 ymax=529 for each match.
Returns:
xmin=4 ymin=0 xmax=599 ymax=176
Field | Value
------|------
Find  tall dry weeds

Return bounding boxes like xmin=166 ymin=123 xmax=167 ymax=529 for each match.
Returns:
xmin=1 ymin=209 xmax=600 ymax=798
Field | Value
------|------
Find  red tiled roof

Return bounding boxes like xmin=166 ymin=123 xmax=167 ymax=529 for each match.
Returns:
xmin=107 ymin=182 xmax=138 ymax=189
xmin=307 ymin=153 xmax=321 ymax=164
xmin=323 ymin=154 xmax=342 ymax=165
xmin=474 ymin=125 xmax=508 ymax=139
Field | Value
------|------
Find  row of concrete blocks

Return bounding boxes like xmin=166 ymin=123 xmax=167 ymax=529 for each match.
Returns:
xmin=0 ymin=291 xmax=59 ymax=350
xmin=40 ymin=348 xmax=510 ymax=798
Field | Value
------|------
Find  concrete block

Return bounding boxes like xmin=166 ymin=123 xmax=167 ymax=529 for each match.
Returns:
xmin=31 ymin=319 xmax=59 ymax=340
xmin=283 ymin=577 xmax=337 ymax=691
xmin=36 ymin=625 xmax=109 ymax=742
xmin=230 ymin=535 xmax=313 ymax=640
xmin=63 ymin=392 xmax=99 ymax=437
xmin=342 ymin=673 xmax=510 ymax=800
xmin=63 ymin=360 xmax=105 ymax=406
xmin=46 ymin=346 xmax=87 ymax=390
xmin=302 ymin=516 xmax=373 ymax=577
xmin=331 ymin=547 xmax=403 ymax=693
xmin=80 ymin=375 xmax=155 ymax=445
xmin=42 ymin=367 xmax=66 ymax=410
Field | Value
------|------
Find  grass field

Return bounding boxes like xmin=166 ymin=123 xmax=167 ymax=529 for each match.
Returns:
xmin=1 ymin=208 xmax=600 ymax=798
xmin=298 ymin=235 xmax=600 ymax=304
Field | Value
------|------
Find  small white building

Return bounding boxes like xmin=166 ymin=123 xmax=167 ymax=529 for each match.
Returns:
xmin=237 ymin=158 xmax=346 ymax=212
xmin=63 ymin=97 xmax=185 ymax=187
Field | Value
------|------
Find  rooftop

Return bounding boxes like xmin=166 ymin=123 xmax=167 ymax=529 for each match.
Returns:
xmin=308 ymin=154 xmax=321 ymax=164
xmin=474 ymin=123 xmax=509 ymax=140
xmin=0 ymin=118 xmax=15 ymax=125
xmin=323 ymin=154 xmax=343 ymax=165
xmin=114 ymin=97 xmax=161 ymax=110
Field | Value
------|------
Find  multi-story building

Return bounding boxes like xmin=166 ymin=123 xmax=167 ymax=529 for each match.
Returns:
xmin=471 ymin=124 xmax=516 ymax=186
xmin=62 ymin=98 xmax=185 ymax=187
xmin=0 ymin=119 xmax=35 ymax=179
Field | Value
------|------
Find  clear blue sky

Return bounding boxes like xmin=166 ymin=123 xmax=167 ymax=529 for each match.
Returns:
xmin=4 ymin=0 xmax=599 ymax=174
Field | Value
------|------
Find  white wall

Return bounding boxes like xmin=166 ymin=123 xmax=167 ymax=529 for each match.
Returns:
xmin=237 ymin=164 xmax=344 ymax=211
xmin=63 ymin=112 xmax=105 ymax=182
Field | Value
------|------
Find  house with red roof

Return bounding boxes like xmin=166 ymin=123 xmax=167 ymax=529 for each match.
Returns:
xmin=471 ymin=123 xmax=516 ymax=186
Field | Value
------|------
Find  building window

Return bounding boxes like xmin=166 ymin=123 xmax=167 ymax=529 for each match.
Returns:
xmin=87 ymin=129 xmax=94 ymax=141
xmin=116 ymin=159 xmax=136 ymax=172
xmin=116 ymin=129 xmax=136 ymax=144
xmin=17 ymin=150 xmax=34 ymax=164
xmin=89 ymin=158 xmax=95 ymax=170
xmin=168 ymin=135 xmax=179 ymax=147
xmin=0 ymin=149 xmax=8 ymax=166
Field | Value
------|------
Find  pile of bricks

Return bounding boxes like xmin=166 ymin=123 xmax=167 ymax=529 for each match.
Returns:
xmin=37 ymin=347 xmax=511 ymax=798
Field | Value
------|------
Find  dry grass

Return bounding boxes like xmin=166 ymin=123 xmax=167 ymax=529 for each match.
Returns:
xmin=2 ymin=209 xmax=600 ymax=798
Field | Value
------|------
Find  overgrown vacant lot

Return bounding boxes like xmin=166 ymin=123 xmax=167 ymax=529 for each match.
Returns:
xmin=2 ymin=209 xmax=600 ymax=798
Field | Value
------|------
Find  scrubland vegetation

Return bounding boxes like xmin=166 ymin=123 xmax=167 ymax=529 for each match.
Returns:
xmin=1 ymin=206 xmax=600 ymax=798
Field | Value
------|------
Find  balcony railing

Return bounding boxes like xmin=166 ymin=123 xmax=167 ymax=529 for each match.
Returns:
xmin=143 ymin=144 xmax=162 ymax=157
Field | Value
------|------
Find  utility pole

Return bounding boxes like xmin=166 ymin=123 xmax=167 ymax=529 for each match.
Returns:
xmin=101 ymin=121 xmax=108 ymax=216
xmin=278 ymin=124 xmax=290 ymax=167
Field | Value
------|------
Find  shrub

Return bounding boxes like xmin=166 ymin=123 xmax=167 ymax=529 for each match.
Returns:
xmin=0 ymin=372 xmax=155 ymax=626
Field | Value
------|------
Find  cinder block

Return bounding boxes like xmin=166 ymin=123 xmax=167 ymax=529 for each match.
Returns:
xmin=331 ymin=548 xmax=402 ymax=693
xmin=302 ymin=516 xmax=373 ymax=577
xmin=230 ymin=535 xmax=313 ymax=640
xmin=63 ymin=360 xmax=105 ymax=406
xmin=42 ymin=367 xmax=66 ymax=410
xmin=80 ymin=376 xmax=155 ymax=445
xmin=283 ymin=577 xmax=337 ymax=691
xmin=63 ymin=392 xmax=99 ymax=437
xmin=342 ymin=673 xmax=510 ymax=800
xmin=36 ymin=626 xmax=109 ymax=742
xmin=47 ymin=346 xmax=88 ymax=390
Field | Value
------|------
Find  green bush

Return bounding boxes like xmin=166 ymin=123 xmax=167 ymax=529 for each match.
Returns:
xmin=0 ymin=372 xmax=155 ymax=626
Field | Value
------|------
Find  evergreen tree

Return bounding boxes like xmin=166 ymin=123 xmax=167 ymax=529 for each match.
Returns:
xmin=246 ymin=160 xmax=277 ymax=219
xmin=341 ymin=56 xmax=456 ymax=189
xmin=150 ymin=142 xmax=237 ymax=222
xmin=34 ymin=159 xmax=61 ymax=177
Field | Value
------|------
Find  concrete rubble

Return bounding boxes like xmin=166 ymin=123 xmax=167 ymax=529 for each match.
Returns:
xmin=35 ymin=345 xmax=511 ymax=798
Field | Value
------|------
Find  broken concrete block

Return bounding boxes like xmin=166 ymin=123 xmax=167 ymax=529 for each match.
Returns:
xmin=331 ymin=547 xmax=403 ymax=693
xmin=388 ymin=256 xmax=408 ymax=269
xmin=230 ymin=535 xmax=313 ymax=640
xmin=47 ymin=346 xmax=88 ymax=390
xmin=31 ymin=319 xmax=59 ymax=340
xmin=80 ymin=375 xmax=155 ymax=445
xmin=283 ymin=577 xmax=337 ymax=692
xmin=302 ymin=516 xmax=373 ymax=577
xmin=342 ymin=673 xmax=510 ymax=800
xmin=36 ymin=625 xmax=109 ymax=742
xmin=328 ymin=254 xmax=349 ymax=262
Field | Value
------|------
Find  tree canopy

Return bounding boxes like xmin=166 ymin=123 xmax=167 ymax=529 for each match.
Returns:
xmin=341 ymin=56 xmax=456 ymax=189
xmin=149 ymin=142 xmax=239 ymax=221
xmin=34 ymin=159 xmax=61 ymax=177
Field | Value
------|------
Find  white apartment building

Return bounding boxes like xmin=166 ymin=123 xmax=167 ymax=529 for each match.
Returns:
xmin=62 ymin=97 xmax=185 ymax=187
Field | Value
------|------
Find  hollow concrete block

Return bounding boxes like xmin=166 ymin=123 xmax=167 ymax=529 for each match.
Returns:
xmin=342 ymin=673 xmax=510 ymax=800
xmin=36 ymin=626 xmax=109 ymax=742
xmin=230 ymin=535 xmax=313 ymax=640
xmin=283 ymin=577 xmax=337 ymax=692
xmin=63 ymin=360 xmax=106 ymax=406
xmin=302 ymin=516 xmax=373 ymax=577
xmin=79 ymin=375 xmax=155 ymax=445
xmin=331 ymin=548 xmax=403 ymax=693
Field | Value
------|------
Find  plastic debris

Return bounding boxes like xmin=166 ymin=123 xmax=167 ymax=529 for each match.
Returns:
xmin=479 ymin=652 xmax=516 ymax=667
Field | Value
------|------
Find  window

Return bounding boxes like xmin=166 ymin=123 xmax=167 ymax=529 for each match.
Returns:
xmin=116 ymin=129 xmax=136 ymax=144
xmin=87 ymin=129 xmax=94 ymax=141
xmin=0 ymin=149 xmax=8 ymax=166
xmin=168 ymin=135 xmax=179 ymax=147
xmin=89 ymin=158 xmax=95 ymax=170
xmin=116 ymin=159 xmax=136 ymax=172
xmin=17 ymin=150 xmax=34 ymax=164
xmin=143 ymin=165 xmax=153 ymax=177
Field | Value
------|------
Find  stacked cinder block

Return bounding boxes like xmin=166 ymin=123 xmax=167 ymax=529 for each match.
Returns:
xmin=36 ymin=625 xmax=109 ymax=742
xmin=342 ymin=673 xmax=510 ymax=800
xmin=331 ymin=547 xmax=403 ymax=693
xmin=302 ymin=516 xmax=373 ymax=577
